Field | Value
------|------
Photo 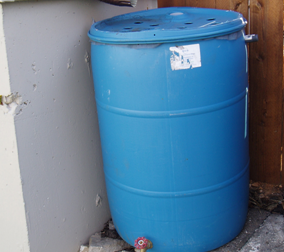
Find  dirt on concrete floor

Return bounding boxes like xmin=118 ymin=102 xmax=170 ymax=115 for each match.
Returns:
xmin=249 ymin=181 xmax=284 ymax=215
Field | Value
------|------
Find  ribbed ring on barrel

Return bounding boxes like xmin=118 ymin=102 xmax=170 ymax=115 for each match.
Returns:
xmin=104 ymin=160 xmax=249 ymax=198
xmin=96 ymin=90 xmax=246 ymax=118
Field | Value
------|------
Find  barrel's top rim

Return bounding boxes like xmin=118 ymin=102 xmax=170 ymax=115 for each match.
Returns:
xmin=88 ymin=7 xmax=247 ymax=44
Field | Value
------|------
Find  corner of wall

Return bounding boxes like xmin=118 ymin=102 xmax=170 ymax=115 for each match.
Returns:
xmin=0 ymin=4 xmax=30 ymax=252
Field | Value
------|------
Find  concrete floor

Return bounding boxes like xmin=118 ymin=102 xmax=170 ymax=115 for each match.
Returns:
xmin=212 ymin=208 xmax=284 ymax=252
xmin=84 ymin=207 xmax=284 ymax=252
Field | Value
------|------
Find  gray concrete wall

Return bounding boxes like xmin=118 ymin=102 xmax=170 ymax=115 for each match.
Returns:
xmin=2 ymin=1 xmax=157 ymax=252
xmin=0 ymin=4 xmax=30 ymax=251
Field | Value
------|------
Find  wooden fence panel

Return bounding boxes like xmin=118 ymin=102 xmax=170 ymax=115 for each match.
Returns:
xmin=249 ymin=0 xmax=283 ymax=184
xmin=159 ymin=0 xmax=248 ymax=14
xmin=158 ymin=0 xmax=186 ymax=7
xmin=215 ymin=0 xmax=248 ymax=20
xmin=185 ymin=0 xmax=215 ymax=8
xmin=280 ymin=0 xmax=284 ymax=189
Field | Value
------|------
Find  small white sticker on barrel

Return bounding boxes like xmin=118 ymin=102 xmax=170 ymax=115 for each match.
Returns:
xmin=170 ymin=44 xmax=201 ymax=71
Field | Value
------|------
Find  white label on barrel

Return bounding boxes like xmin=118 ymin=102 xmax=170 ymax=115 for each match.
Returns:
xmin=169 ymin=44 xmax=201 ymax=71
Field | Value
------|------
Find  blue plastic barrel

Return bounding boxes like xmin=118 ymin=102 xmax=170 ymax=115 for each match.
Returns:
xmin=89 ymin=7 xmax=250 ymax=252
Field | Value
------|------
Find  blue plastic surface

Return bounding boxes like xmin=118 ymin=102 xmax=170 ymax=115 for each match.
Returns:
xmin=88 ymin=7 xmax=246 ymax=44
xmin=89 ymin=7 xmax=249 ymax=252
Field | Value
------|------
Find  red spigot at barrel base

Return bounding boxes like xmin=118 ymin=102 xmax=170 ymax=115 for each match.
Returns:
xmin=134 ymin=237 xmax=153 ymax=251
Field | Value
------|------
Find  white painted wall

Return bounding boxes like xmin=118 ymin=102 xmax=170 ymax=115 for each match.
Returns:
xmin=0 ymin=1 xmax=157 ymax=252
xmin=0 ymin=5 xmax=30 ymax=252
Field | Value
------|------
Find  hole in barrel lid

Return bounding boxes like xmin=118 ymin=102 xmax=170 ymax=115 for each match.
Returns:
xmin=185 ymin=22 xmax=193 ymax=25
xmin=207 ymin=18 xmax=216 ymax=21
xmin=123 ymin=27 xmax=132 ymax=30
xmin=170 ymin=12 xmax=184 ymax=16
xmin=150 ymin=24 xmax=159 ymax=27
xmin=210 ymin=22 xmax=220 ymax=26
xmin=134 ymin=21 xmax=143 ymax=24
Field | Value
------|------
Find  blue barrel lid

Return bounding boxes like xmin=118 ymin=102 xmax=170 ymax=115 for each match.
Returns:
xmin=88 ymin=7 xmax=247 ymax=44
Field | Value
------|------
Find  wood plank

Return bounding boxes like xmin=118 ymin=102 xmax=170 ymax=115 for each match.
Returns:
xmin=249 ymin=0 xmax=283 ymax=184
xmin=158 ymin=0 xmax=186 ymax=7
xmin=282 ymin=87 xmax=284 ymax=186
xmin=282 ymin=0 xmax=284 ymax=186
xmin=215 ymin=0 xmax=248 ymax=20
xmin=158 ymin=0 xmax=215 ymax=8
xmin=159 ymin=0 xmax=248 ymax=20
xmin=280 ymin=0 xmax=284 ymax=185
xmin=282 ymin=0 xmax=284 ymax=187
xmin=185 ymin=0 xmax=215 ymax=8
